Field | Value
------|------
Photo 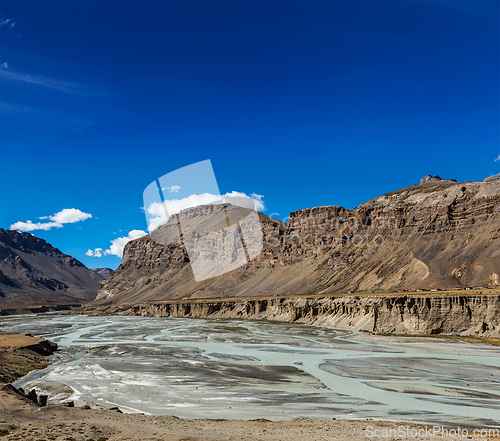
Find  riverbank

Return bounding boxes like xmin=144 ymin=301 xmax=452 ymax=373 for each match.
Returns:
xmin=1 ymin=399 xmax=469 ymax=441
xmin=101 ymin=290 xmax=500 ymax=340
xmin=0 ymin=303 xmax=81 ymax=316
xmin=0 ymin=334 xmax=57 ymax=383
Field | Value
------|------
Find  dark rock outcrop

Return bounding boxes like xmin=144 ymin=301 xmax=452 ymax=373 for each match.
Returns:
xmin=25 ymin=339 xmax=58 ymax=356
xmin=8 ymin=385 xmax=49 ymax=406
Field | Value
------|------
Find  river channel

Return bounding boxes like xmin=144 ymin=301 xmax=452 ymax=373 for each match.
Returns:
xmin=2 ymin=314 xmax=500 ymax=428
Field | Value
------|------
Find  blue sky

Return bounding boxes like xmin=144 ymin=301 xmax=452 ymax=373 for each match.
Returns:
xmin=1 ymin=1 xmax=499 ymax=270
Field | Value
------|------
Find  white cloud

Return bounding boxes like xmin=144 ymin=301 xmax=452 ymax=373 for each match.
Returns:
xmin=10 ymin=220 xmax=61 ymax=231
xmin=105 ymin=230 xmax=147 ymax=257
xmin=0 ymin=62 xmax=8 ymax=69
xmin=87 ymin=230 xmax=147 ymax=258
xmin=10 ymin=208 xmax=92 ymax=232
xmin=49 ymin=208 xmax=92 ymax=224
xmin=86 ymin=248 xmax=103 ymax=257
xmin=87 ymin=191 xmax=264 ymax=257
xmin=223 ymin=191 xmax=265 ymax=211
xmin=495 ymin=155 xmax=500 ymax=162
xmin=162 ymin=185 xmax=181 ymax=193
xmin=146 ymin=202 xmax=169 ymax=233
xmin=145 ymin=191 xmax=265 ymax=232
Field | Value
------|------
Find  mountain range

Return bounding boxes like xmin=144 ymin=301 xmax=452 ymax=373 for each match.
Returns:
xmin=2 ymin=175 xmax=499 ymax=313
xmin=0 ymin=229 xmax=110 ymax=313
xmin=94 ymin=175 xmax=500 ymax=306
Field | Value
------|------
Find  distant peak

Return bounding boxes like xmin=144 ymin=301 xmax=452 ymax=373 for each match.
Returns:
xmin=91 ymin=268 xmax=113 ymax=278
xmin=420 ymin=174 xmax=457 ymax=185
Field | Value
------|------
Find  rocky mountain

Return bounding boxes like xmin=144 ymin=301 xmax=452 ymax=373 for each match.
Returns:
xmin=92 ymin=268 xmax=113 ymax=278
xmin=0 ymin=229 xmax=103 ymax=312
xmin=95 ymin=176 xmax=500 ymax=305
xmin=419 ymin=174 xmax=457 ymax=185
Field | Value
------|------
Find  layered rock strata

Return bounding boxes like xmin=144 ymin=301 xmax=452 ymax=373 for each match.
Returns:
xmin=97 ymin=178 xmax=500 ymax=306
xmin=130 ymin=293 xmax=500 ymax=338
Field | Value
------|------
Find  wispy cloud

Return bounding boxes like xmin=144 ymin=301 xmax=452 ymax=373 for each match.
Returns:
xmin=0 ymin=69 xmax=104 ymax=96
xmin=250 ymin=193 xmax=264 ymax=205
xmin=1 ymin=18 xmax=17 ymax=31
xmin=495 ymin=155 xmax=500 ymax=162
xmin=2 ymin=19 xmax=102 ymax=98
xmin=1 ymin=101 xmax=96 ymax=132
xmin=87 ymin=230 xmax=148 ymax=258
xmin=11 ymin=208 xmax=92 ymax=232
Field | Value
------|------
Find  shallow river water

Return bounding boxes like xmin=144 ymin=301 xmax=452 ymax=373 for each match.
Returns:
xmin=2 ymin=314 xmax=500 ymax=427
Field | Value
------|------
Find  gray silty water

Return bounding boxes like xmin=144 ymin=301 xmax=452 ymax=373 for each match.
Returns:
xmin=2 ymin=314 xmax=500 ymax=427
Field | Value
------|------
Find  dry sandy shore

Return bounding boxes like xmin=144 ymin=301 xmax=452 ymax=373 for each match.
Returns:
xmin=0 ymin=334 xmax=496 ymax=441
xmin=1 ymin=394 xmax=481 ymax=441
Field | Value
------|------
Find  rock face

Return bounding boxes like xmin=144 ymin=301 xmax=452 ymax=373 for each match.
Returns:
xmin=130 ymin=293 xmax=500 ymax=338
xmin=96 ymin=178 xmax=500 ymax=305
xmin=92 ymin=268 xmax=113 ymax=278
xmin=0 ymin=229 xmax=103 ymax=311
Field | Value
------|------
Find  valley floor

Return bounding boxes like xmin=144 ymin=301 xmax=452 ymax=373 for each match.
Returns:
xmin=0 ymin=387 xmax=482 ymax=441
xmin=1 ymin=327 xmax=499 ymax=440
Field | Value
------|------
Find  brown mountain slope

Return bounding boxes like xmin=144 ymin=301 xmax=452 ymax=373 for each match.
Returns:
xmin=95 ymin=177 xmax=500 ymax=305
xmin=0 ymin=229 xmax=102 ymax=310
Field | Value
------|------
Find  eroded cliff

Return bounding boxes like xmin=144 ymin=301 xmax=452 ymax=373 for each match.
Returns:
xmin=96 ymin=177 xmax=500 ymax=306
xmin=128 ymin=292 xmax=500 ymax=338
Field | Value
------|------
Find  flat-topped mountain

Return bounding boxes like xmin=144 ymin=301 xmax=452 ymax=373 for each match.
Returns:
xmin=0 ymin=229 xmax=102 ymax=312
xmin=95 ymin=177 xmax=500 ymax=305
